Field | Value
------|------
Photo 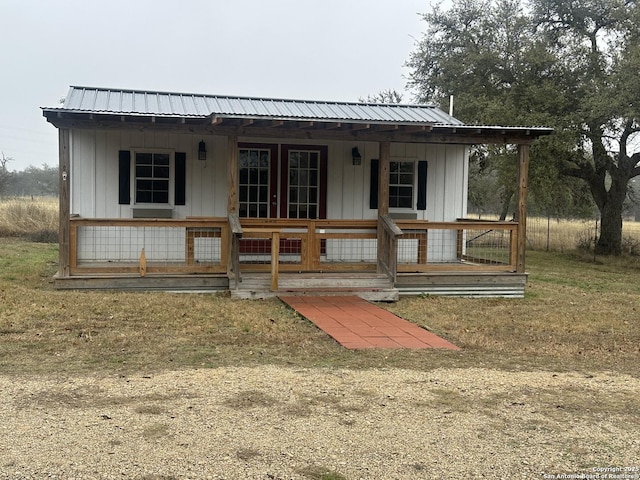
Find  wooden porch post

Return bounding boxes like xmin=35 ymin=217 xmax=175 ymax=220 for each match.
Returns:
xmin=227 ymin=135 xmax=239 ymax=279
xmin=227 ymin=135 xmax=239 ymax=214
xmin=58 ymin=128 xmax=70 ymax=277
xmin=515 ymin=143 xmax=530 ymax=273
xmin=377 ymin=141 xmax=391 ymax=274
xmin=378 ymin=141 xmax=390 ymax=215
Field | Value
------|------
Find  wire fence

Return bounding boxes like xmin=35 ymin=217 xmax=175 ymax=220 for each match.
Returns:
xmin=526 ymin=216 xmax=640 ymax=255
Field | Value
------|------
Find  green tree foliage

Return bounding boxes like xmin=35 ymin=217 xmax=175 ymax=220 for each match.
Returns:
xmin=407 ymin=0 xmax=640 ymax=254
xmin=5 ymin=164 xmax=58 ymax=197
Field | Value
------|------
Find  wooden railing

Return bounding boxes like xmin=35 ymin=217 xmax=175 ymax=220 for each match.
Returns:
xmin=237 ymin=218 xmax=379 ymax=271
xmin=394 ymin=220 xmax=518 ymax=272
xmin=68 ymin=217 xmax=229 ymax=275
xmin=228 ymin=213 xmax=243 ymax=288
xmin=66 ymin=217 xmax=519 ymax=282
xmin=377 ymin=215 xmax=402 ymax=282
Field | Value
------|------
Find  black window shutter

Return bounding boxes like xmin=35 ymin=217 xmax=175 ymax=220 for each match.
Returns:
xmin=369 ymin=159 xmax=379 ymax=209
xmin=118 ymin=150 xmax=131 ymax=205
xmin=175 ymin=152 xmax=186 ymax=206
xmin=417 ymin=160 xmax=428 ymax=210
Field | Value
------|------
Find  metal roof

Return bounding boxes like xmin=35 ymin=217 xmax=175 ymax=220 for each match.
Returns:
xmin=55 ymin=86 xmax=465 ymax=126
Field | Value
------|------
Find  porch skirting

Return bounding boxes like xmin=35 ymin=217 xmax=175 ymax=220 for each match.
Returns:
xmin=396 ymin=272 xmax=528 ymax=298
xmin=53 ymin=271 xmax=527 ymax=299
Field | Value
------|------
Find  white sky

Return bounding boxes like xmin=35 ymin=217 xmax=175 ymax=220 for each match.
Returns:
xmin=0 ymin=0 xmax=434 ymax=172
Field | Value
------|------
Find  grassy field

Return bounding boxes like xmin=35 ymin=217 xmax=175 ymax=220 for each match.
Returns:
xmin=0 ymin=196 xmax=58 ymax=242
xmin=527 ymin=215 xmax=640 ymax=253
xmin=1 ymin=237 xmax=639 ymax=377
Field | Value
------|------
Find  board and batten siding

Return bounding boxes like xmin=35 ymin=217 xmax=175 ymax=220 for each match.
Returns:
xmin=69 ymin=130 xmax=468 ymax=263
xmin=69 ymin=129 xmax=228 ymax=218
xmin=70 ymin=130 xmax=468 ymax=222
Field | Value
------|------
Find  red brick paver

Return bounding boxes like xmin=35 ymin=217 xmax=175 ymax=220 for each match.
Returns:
xmin=279 ymin=295 xmax=460 ymax=350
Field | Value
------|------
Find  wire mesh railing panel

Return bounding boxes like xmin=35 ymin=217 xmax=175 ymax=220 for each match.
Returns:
xmin=463 ymin=228 xmax=511 ymax=265
xmin=322 ymin=238 xmax=377 ymax=263
xmin=72 ymin=221 xmax=226 ymax=273
xmin=238 ymin=235 xmax=304 ymax=267
xmin=397 ymin=229 xmax=460 ymax=264
xmin=189 ymin=228 xmax=222 ymax=264
xmin=396 ymin=224 xmax=515 ymax=269
xmin=77 ymin=226 xmax=187 ymax=264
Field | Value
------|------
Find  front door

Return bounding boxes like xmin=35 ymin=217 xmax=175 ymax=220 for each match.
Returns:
xmin=238 ymin=144 xmax=278 ymax=219
xmin=280 ymin=145 xmax=327 ymax=220
xmin=238 ymin=143 xmax=327 ymax=256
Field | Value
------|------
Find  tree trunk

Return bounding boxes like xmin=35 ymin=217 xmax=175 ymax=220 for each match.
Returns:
xmin=596 ymin=202 xmax=623 ymax=255
xmin=594 ymin=177 xmax=627 ymax=256
xmin=498 ymin=188 xmax=514 ymax=221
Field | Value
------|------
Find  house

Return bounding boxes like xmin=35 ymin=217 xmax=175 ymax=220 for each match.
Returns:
xmin=42 ymin=86 xmax=552 ymax=299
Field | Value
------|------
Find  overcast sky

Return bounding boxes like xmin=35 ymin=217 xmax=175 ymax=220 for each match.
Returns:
xmin=0 ymin=0 xmax=435 ymax=172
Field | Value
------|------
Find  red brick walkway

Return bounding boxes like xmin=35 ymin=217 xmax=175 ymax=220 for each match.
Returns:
xmin=279 ymin=295 xmax=460 ymax=350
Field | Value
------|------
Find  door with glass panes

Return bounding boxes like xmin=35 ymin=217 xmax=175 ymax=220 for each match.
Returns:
xmin=238 ymin=143 xmax=327 ymax=255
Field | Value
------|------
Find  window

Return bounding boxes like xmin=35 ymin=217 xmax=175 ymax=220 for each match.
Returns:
xmin=135 ymin=152 xmax=170 ymax=204
xmin=389 ymin=161 xmax=414 ymax=208
xmin=369 ymin=159 xmax=426 ymax=211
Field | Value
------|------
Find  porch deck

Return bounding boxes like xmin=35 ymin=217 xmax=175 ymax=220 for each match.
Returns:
xmin=55 ymin=216 xmax=526 ymax=298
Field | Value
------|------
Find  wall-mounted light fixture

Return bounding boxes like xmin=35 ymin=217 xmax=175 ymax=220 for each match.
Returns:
xmin=198 ymin=140 xmax=207 ymax=161
xmin=351 ymin=146 xmax=362 ymax=166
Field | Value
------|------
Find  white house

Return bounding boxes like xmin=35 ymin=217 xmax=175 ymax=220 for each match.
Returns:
xmin=43 ymin=86 xmax=552 ymax=299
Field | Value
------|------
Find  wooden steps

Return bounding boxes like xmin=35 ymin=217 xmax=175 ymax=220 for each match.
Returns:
xmin=231 ymin=272 xmax=399 ymax=301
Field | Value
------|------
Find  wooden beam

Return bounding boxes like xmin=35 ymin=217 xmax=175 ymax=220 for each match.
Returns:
xmin=211 ymin=117 xmax=223 ymax=126
xmin=403 ymin=125 xmax=433 ymax=133
xmin=242 ymin=119 xmax=254 ymax=127
xmin=298 ymin=121 xmax=314 ymax=128
xmin=372 ymin=124 xmax=399 ymax=132
xmin=350 ymin=123 xmax=371 ymax=131
xmin=46 ymin=116 xmax=546 ymax=145
xmin=515 ymin=144 xmax=530 ymax=273
xmin=58 ymin=128 xmax=71 ymax=277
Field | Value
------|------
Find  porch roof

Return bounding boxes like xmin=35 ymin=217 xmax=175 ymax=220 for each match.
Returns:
xmin=43 ymin=86 xmax=553 ymax=144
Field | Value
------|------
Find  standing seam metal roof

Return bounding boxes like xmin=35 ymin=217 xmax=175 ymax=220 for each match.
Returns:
xmin=58 ymin=86 xmax=464 ymax=125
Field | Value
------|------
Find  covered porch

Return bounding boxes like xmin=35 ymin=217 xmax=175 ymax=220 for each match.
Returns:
xmin=56 ymin=213 xmax=527 ymax=298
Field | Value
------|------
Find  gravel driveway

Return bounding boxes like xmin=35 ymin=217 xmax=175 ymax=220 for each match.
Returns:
xmin=1 ymin=366 xmax=638 ymax=479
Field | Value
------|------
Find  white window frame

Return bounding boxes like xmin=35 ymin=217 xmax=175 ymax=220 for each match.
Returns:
xmin=389 ymin=159 xmax=415 ymax=210
xmin=132 ymin=149 xmax=175 ymax=207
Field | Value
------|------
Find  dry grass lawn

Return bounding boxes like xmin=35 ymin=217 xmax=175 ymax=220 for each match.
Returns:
xmin=1 ymin=238 xmax=639 ymax=376
xmin=1 ymin=238 xmax=639 ymax=478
